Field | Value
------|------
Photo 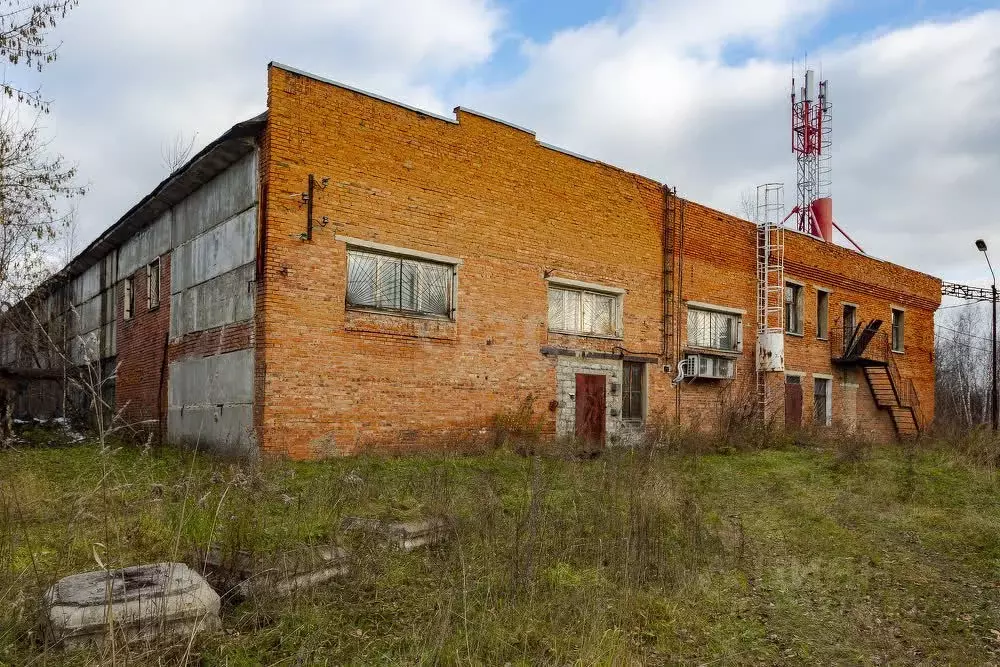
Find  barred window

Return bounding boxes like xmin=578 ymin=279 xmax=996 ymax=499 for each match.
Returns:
xmin=814 ymin=377 xmax=832 ymax=426
xmin=346 ymin=248 xmax=453 ymax=317
xmin=548 ymin=287 xmax=620 ymax=337
xmin=123 ymin=277 xmax=134 ymax=321
xmin=687 ymin=307 xmax=741 ymax=352
xmin=622 ymin=361 xmax=645 ymax=423
xmin=147 ymin=259 xmax=161 ymax=310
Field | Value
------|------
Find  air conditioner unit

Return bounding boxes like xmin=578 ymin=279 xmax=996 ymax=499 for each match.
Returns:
xmin=685 ymin=354 xmax=736 ymax=380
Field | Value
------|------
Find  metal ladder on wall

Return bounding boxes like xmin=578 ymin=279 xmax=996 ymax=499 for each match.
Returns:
xmin=755 ymin=184 xmax=786 ymax=420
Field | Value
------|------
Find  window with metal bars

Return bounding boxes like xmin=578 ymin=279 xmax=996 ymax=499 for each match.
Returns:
xmin=814 ymin=377 xmax=831 ymax=426
xmin=346 ymin=248 xmax=454 ymax=317
xmin=622 ymin=361 xmax=645 ymax=423
xmin=123 ymin=277 xmax=134 ymax=321
xmin=547 ymin=286 xmax=620 ymax=337
xmin=147 ymin=259 xmax=160 ymax=310
xmin=686 ymin=307 xmax=741 ymax=352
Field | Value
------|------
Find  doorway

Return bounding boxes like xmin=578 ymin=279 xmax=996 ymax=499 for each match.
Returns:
xmin=785 ymin=376 xmax=803 ymax=428
xmin=575 ymin=374 xmax=606 ymax=451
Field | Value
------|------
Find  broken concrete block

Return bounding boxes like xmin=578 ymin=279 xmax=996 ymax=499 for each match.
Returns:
xmin=342 ymin=516 xmax=451 ymax=552
xmin=43 ymin=562 xmax=220 ymax=650
xmin=195 ymin=544 xmax=350 ymax=601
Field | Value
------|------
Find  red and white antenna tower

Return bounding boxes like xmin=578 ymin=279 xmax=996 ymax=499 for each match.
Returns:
xmin=791 ymin=69 xmax=833 ymax=242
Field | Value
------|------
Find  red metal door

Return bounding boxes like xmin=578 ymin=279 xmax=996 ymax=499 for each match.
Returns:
xmin=575 ymin=374 xmax=606 ymax=450
xmin=785 ymin=382 xmax=803 ymax=428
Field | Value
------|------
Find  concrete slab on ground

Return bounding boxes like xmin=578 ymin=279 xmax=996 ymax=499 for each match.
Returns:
xmin=42 ymin=562 xmax=220 ymax=650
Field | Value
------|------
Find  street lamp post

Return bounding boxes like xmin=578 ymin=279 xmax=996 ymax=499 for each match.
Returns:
xmin=976 ymin=239 xmax=998 ymax=432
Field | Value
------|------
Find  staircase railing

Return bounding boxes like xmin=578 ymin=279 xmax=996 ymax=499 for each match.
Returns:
xmin=887 ymin=351 xmax=923 ymax=428
xmin=830 ymin=319 xmax=890 ymax=365
xmin=831 ymin=318 xmax=923 ymax=431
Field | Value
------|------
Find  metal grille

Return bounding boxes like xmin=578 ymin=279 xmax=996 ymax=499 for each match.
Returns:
xmin=687 ymin=308 xmax=740 ymax=351
xmin=346 ymin=249 xmax=452 ymax=316
xmin=622 ymin=361 xmax=645 ymax=421
xmin=813 ymin=377 xmax=830 ymax=425
xmin=548 ymin=287 xmax=617 ymax=336
xmin=147 ymin=259 xmax=160 ymax=309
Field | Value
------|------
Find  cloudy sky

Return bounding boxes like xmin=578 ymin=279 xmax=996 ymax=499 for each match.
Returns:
xmin=13 ymin=0 xmax=1000 ymax=290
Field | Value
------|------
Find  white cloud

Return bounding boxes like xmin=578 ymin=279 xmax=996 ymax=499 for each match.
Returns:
xmin=460 ymin=3 xmax=1000 ymax=284
xmin=25 ymin=0 xmax=1000 ymax=289
xmin=34 ymin=0 xmax=503 ymax=251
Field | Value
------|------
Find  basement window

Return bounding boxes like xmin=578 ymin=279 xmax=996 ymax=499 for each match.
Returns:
xmin=123 ymin=277 xmax=134 ymax=321
xmin=548 ymin=285 xmax=621 ymax=337
xmin=147 ymin=259 xmax=161 ymax=310
xmin=687 ymin=307 xmax=742 ymax=353
xmin=785 ymin=282 xmax=804 ymax=335
xmin=346 ymin=248 xmax=454 ymax=318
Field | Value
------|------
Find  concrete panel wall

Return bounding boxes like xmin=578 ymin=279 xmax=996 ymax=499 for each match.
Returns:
xmin=119 ymin=211 xmax=171 ymax=278
xmin=74 ymin=296 xmax=102 ymax=336
xmin=170 ymin=262 xmax=255 ymax=337
xmin=167 ymin=348 xmax=255 ymax=455
xmin=172 ymin=152 xmax=257 ymax=246
xmin=171 ymin=208 xmax=256 ymax=294
xmin=72 ymin=264 xmax=102 ymax=305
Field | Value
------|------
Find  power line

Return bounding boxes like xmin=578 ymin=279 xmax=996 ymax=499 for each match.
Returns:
xmin=935 ymin=334 xmax=993 ymax=355
xmin=939 ymin=300 xmax=992 ymax=310
xmin=935 ymin=323 xmax=996 ymax=343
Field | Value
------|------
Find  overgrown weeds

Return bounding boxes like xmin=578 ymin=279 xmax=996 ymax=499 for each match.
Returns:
xmin=3 ymin=425 xmax=1000 ymax=664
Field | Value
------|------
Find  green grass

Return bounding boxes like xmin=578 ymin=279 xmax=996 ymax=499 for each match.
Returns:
xmin=3 ymin=432 xmax=1000 ymax=665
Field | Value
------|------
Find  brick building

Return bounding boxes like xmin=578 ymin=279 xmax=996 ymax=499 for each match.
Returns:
xmin=0 ymin=63 xmax=941 ymax=457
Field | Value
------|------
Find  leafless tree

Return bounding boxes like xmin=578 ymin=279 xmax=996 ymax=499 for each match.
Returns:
xmin=161 ymin=131 xmax=197 ymax=174
xmin=935 ymin=305 xmax=996 ymax=431
xmin=0 ymin=107 xmax=85 ymax=304
xmin=0 ymin=0 xmax=82 ymax=441
xmin=738 ymin=188 xmax=756 ymax=222
xmin=0 ymin=0 xmax=82 ymax=303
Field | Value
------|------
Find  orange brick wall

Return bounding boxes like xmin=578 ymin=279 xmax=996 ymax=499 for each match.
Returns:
xmin=257 ymin=64 xmax=940 ymax=458
xmin=671 ymin=202 xmax=939 ymax=441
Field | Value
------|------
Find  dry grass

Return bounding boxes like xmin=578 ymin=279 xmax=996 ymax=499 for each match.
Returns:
xmin=2 ymin=425 xmax=1000 ymax=665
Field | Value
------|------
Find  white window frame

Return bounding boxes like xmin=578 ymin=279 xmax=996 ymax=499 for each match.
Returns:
xmin=622 ymin=360 xmax=646 ymax=424
xmin=342 ymin=241 xmax=459 ymax=320
xmin=123 ymin=277 xmax=134 ymax=321
xmin=785 ymin=281 xmax=804 ymax=336
xmin=147 ymin=258 xmax=161 ymax=310
xmin=546 ymin=277 xmax=624 ymax=339
xmin=891 ymin=307 xmax=905 ymax=353
xmin=816 ymin=288 xmax=830 ymax=340
xmin=685 ymin=304 xmax=743 ymax=353
xmin=813 ymin=374 xmax=833 ymax=426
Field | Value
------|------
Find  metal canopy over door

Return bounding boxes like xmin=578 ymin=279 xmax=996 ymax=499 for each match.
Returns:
xmin=575 ymin=374 xmax=606 ymax=451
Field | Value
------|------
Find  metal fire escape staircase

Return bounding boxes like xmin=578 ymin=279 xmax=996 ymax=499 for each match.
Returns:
xmin=834 ymin=320 xmax=921 ymax=439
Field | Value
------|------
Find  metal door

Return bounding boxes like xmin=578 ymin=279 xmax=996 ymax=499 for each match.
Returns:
xmin=785 ymin=381 xmax=803 ymax=428
xmin=575 ymin=374 xmax=606 ymax=449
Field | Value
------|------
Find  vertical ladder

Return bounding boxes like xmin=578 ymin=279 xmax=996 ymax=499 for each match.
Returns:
xmin=755 ymin=184 xmax=785 ymax=420
xmin=663 ymin=187 xmax=677 ymax=367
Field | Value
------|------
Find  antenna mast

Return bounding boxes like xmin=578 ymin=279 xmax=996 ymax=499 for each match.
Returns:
xmin=791 ymin=68 xmax=833 ymax=241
